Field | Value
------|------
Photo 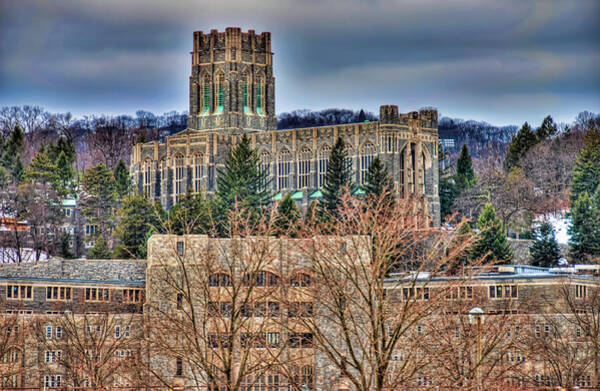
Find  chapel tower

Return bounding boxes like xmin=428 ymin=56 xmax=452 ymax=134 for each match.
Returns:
xmin=188 ymin=27 xmax=277 ymax=133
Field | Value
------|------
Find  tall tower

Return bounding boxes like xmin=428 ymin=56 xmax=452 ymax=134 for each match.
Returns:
xmin=188 ymin=28 xmax=277 ymax=133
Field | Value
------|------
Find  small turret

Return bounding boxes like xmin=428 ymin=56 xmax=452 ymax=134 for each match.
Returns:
xmin=379 ymin=105 xmax=399 ymax=124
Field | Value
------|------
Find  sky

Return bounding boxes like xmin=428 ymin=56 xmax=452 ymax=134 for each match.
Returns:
xmin=0 ymin=0 xmax=599 ymax=126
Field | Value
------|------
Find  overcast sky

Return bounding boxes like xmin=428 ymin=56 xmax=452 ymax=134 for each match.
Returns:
xmin=0 ymin=0 xmax=599 ymax=125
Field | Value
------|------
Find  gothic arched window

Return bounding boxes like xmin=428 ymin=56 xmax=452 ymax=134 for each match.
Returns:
xmin=193 ymin=152 xmax=205 ymax=193
xmin=259 ymin=150 xmax=271 ymax=190
xmin=277 ymin=148 xmax=291 ymax=190
xmin=202 ymin=74 xmax=211 ymax=114
xmin=360 ymin=142 xmax=376 ymax=185
xmin=381 ymin=132 xmax=396 ymax=153
xmin=143 ymin=158 xmax=153 ymax=196
xmin=298 ymin=147 xmax=312 ymax=188
xmin=173 ymin=154 xmax=185 ymax=203
xmin=318 ymin=145 xmax=331 ymax=188
xmin=215 ymin=73 xmax=224 ymax=113
xmin=242 ymin=72 xmax=250 ymax=113
xmin=255 ymin=75 xmax=264 ymax=115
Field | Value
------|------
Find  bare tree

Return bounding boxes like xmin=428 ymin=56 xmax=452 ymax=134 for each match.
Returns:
xmin=0 ymin=311 xmax=25 ymax=387
xmin=86 ymin=116 xmax=134 ymax=170
xmin=34 ymin=310 xmax=143 ymax=387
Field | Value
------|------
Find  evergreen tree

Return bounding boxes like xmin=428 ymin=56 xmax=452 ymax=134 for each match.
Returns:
xmin=274 ymin=193 xmax=300 ymax=236
xmin=439 ymin=173 xmax=457 ymax=220
xmin=453 ymin=143 xmax=477 ymax=194
xmin=364 ymin=157 xmax=393 ymax=199
xmin=321 ymin=137 xmax=354 ymax=216
xmin=504 ymin=122 xmax=538 ymax=170
xmin=568 ymin=187 xmax=600 ymax=261
xmin=470 ymin=203 xmax=513 ymax=264
xmin=88 ymin=235 xmax=111 ymax=259
xmin=215 ymin=134 xmax=271 ymax=228
xmin=1 ymin=125 xmax=24 ymax=183
xmin=56 ymin=151 xmax=75 ymax=195
xmin=59 ymin=232 xmax=73 ymax=259
xmin=570 ymin=128 xmax=600 ymax=203
xmin=530 ymin=221 xmax=560 ymax=267
xmin=114 ymin=159 xmax=132 ymax=200
xmin=81 ymin=164 xmax=117 ymax=242
xmin=114 ymin=194 xmax=161 ymax=259
xmin=168 ymin=192 xmax=215 ymax=235
xmin=536 ymin=115 xmax=557 ymax=140
xmin=23 ymin=149 xmax=61 ymax=190
xmin=358 ymin=109 xmax=366 ymax=122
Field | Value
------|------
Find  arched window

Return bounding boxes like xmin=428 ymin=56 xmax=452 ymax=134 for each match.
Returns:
xmin=291 ymin=365 xmax=314 ymax=389
xmin=209 ymin=273 xmax=232 ymax=287
xmin=215 ymin=73 xmax=224 ymax=113
xmin=422 ymin=151 xmax=427 ymax=194
xmin=298 ymin=147 xmax=312 ymax=188
xmin=345 ymin=146 xmax=354 ymax=174
xmin=277 ymin=149 xmax=291 ymax=190
xmin=290 ymin=272 xmax=311 ymax=287
xmin=243 ymin=271 xmax=279 ymax=287
xmin=399 ymin=147 xmax=405 ymax=198
xmin=318 ymin=145 xmax=330 ymax=188
xmin=1 ymin=347 xmax=20 ymax=363
xmin=143 ymin=158 xmax=153 ymax=196
xmin=193 ymin=153 xmax=205 ymax=193
xmin=242 ymin=72 xmax=250 ymax=113
xmin=259 ymin=150 xmax=271 ymax=190
xmin=255 ymin=75 xmax=264 ymax=115
xmin=360 ymin=142 xmax=376 ymax=185
xmin=202 ymin=74 xmax=211 ymax=114
xmin=173 ymin=154 xmax=185 ymax=203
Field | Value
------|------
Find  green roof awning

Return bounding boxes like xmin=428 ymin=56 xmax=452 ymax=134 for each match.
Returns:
xmin=309 ymin=190 xmax=323 ymax=198
xmin=353 ymin=188 xmax=366 ymax=195
xmin=62 ymin=199 xmax=76 ymax=207
xmin=291 ymin=191 xmax=303 ymax=200
xmin=272 ymin=192 xmax=283 ymax=201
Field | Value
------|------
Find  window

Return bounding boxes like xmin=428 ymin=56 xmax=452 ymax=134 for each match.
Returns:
xmin=243 ymin=271 xmax=279 ymax=287
xmin=277 ymin=149 xmax=292 ymax=190
xmin=55 ymin=326 xmax=62 ymax=338
xmin=177 ymin=241 xmax=184 ymax=255
xmin=215 ymin=73 xmax=224 ymax=113
xmin=575 ymin=284 xmax=588 ymax=298
xmin=402 ymin=287 xmax=429 ymax=300
xmin=288 ymin=302 xmax=313 ymax=318
xmin=290 ymin=272 xmax=311 ymax=287
xmin=2 ymin=348 xmax=19 ymax=363
xmin=488 ymin=285 xmax=517 ymax=299
xmin=255 ymin=76 xmax=263 ymax=115
xmin=267 ymin=332 xmax=280 ymax=347
xmin=176 ymin=357 xmax=183 ymax=376
xmin=85 ymin=287 xmax=110 ymax=302
xmin=45 ymin=350 xmax=61 ymax=363
xmin=174 ymin=154 xmax=185 ymax=202
xmin=44 ymin=375 xmax=61 ymax=388
xmin=298 ymin=147 xmax=312 ymax=188
xmin=63 ymin=208 xmax=71 ymax=217
xmin=46 ymin=286 xmax=72 ymax=301
xmin=143 ymin=158 xmax=153 ymax=195
xmin=46 ymin=325 xmax=53 ymax=339
xmin=124 ymin=325 xmax=130 ymax=338
xmin=359 ymin=142 xmax=376 ymax=185
xmin=123 ymin=289 xmax=143 ymax=303
xmin=209 ymin=273 xmax=232 ymax=287
xmin=115 ymin=325 xmax=121 ymax=339
xmin=6 ymin=285 xmax=33 ymax=300
xmin=242 ymin=73 xmax=250 ymax=112
xmin=288 ymin=332 xmax=313 ymax=348
xmin=176 ymin=293 xmax=183 ymax=310
xmin=292 ymin=365 xmax=314 ymax=390
xmin=85 ymin=224 xmax=98 ymax=236
xmin=381 ymin=132 xmax=397 ymax=153
xmin=203 ymin=74 xmax=211 ymax=113
xmin=193 ymin=153 xmax=205 ymax=193
xmin=259 ymin=150 xmax=271 ymax=190
xmin=318 ymin=145 xmax=331 ymax=187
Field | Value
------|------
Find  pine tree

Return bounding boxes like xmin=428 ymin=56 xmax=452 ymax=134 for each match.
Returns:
xmin=321 ymin=137 xmax=354 ymax=216
xmin=215 ymin=134 xmax=271 ymax=227
xmin=56 ymin=151 xmax=75 ymax=195
xmin=570 ymin=128 xmax=600 ymax=203
xmin=23 ymin=149 xmax=61 ymax=190
xmin=471 ymin=203 xmax=513 ymax=264
xmin=364 ymin=157 xmax=393 ymax=199
xmin=114 ymin=159 xmax=132 ymax=200
xmin=81 ymin=164 xmax=117 ymax=242
xmin=530 ymin=221 xmax=560 ymax=267
xmin=568 ymin=187 xmax=600 ymax=261
xmin=454 ymin=143 xmax=477 ymax=194
xmin=1 ymin=125 xmax=24 ymax=183
xmin=114 ymin=194 xmax=161 ymax=259
xmin=88 ymin=235 xmax=111 ymax=259
xmin=168 ymin=192 xmax=215 ymax=235
xmin=358 ymin=109 xmax=366 ymax=122
xmin=536 ymin=115 xmax=557 ymax=140
xmin=274 ymin=193 xmax=300 ymax=236
xmin=504 ymin=122 xmax=538 ymax=170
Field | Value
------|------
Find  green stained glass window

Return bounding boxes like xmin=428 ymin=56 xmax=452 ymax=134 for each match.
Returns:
xmin=256 ymin=84 xmax=262 ymax=115
xmin=217 ymin=82 xmax=224 ymax=113
xmin=203 ymin=82 xmax=210 ymax=113
xmin=243 ymin=83 xmax=249 ymax=112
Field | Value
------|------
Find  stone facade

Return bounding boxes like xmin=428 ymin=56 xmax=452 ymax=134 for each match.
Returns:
xmin=130 ymin=28 xmax=441 ymax=225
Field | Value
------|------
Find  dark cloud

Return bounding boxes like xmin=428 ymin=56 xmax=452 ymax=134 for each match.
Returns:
xmin=0 ymin=0 xmax=598 ymax=124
